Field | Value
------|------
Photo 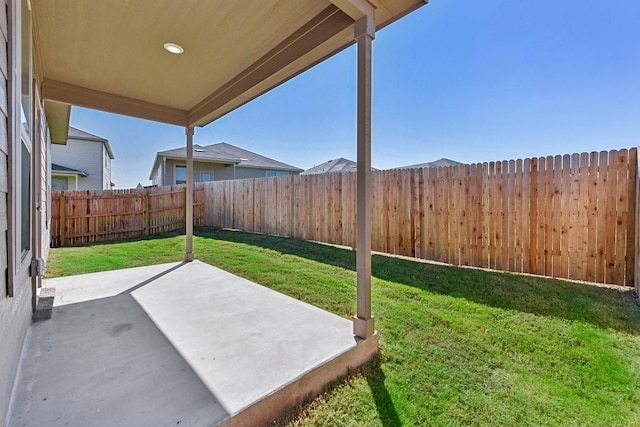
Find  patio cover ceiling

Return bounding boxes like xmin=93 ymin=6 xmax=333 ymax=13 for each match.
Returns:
xmin=34 ymin=0 xmax=425 ymax=142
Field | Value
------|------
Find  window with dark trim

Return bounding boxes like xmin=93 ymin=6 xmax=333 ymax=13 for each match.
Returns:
xmin=266 ymin=170 xmax=289 ymax=177
xmin=175 ymin=165 xmax=186 ymax=184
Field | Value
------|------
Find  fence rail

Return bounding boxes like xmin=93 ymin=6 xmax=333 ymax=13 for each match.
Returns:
xmin=51 ymin=185 xmax=205 ymax=246
xmin=203 ymin=148 xmax=638 ymax=287
xmin=49 ymin=149 xmax=639 ymax=287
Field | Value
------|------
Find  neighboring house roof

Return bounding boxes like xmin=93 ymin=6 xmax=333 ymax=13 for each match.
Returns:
xmin=302 ymin=158 xmax=377 ymax=175
xmin=393 ymin=158 xmax=464 ymax=170
xmin=149 ymin=142 xmax=303 ymax=180
xmin=67 ymin=126 xmax=115 ymax=160
xmin=51 ymin=163 xmax=88 ymax=177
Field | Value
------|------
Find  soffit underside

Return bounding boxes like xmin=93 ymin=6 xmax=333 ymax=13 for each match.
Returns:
xmin=33 ymin=0 xmax=426 ymax=128
xmin=33 ymin=0 xmax=332 ymax=110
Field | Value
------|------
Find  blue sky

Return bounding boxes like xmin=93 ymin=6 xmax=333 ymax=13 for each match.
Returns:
xmin=70 ymin=0 xmax=640 ymax=189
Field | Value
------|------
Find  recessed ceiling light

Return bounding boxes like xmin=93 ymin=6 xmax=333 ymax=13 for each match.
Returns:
xmin=163 ymin=42 xmax=184 ymax=54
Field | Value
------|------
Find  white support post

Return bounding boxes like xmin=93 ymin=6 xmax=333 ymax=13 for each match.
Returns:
xmin=353 ymin=14 xmax=376 ymax=339
xmin=185 ymin=126 xmax=194 ymax=262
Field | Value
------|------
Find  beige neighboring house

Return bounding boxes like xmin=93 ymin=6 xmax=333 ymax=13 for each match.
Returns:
xmin=51 ymin=126 xmax=115 ymax=190
xmin=149 ymin=142 xmax=303 ymax=186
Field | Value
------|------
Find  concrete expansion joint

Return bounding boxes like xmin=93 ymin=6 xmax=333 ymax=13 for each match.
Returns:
xmin=33 ymin=287 xmax=56 ymax=322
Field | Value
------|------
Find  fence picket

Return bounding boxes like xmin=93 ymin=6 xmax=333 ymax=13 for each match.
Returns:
xmin=50 ymin=148 xmax=638 ymax=287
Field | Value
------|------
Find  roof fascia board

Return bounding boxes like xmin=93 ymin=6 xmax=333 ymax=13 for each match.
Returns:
xmin=68 ymin=135 xmax=105 ymax=142
xmin=189 ymin=5 xmax=353 ymax=127
xmin=42 ymin=78 xmax=189 ymax=127
xmin=160 ymin=154 xmax=240 ymax=165
xmin=149 ymin=153 xmax=162 ymax=180
xmin=236 ymin=165 xmax=304 ymax=172
xmin=329 ymin=0 xmax=377 ymax=21
xmin=159 ymin=154 xmax=302 ymax=172
xmin=52 ymin=171 xmax=88 ymax=177
xmin=103 ymin=140 xmax=115 ymax=160
xmin=188 ymin=2 xmax=427 ymax=128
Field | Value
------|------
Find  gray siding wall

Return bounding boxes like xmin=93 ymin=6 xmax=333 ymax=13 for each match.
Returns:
xmin=39 ymin=109 xmax=50 ymax=262
xmin=51 ymin=138 xmax=107 ymax=190
xmin=102 ymin=145 xmax=111 ymax=189
xmin=164 ymin=159 xmax=235 ymax=184
xmin=151 ymin=159 xmax=162 ymax=187
xmin=161 ymin=159 xmax=297 ymax=185
xmin=0 ymin=0 xmax=33 ymax=422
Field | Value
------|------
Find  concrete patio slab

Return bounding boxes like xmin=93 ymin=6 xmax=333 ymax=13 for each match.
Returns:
xmin=9 ymin=261 xmax=377 ymax=427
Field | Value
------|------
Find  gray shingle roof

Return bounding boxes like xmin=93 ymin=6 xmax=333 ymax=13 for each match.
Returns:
xmin=68 ymin=126 xmax=106 ymax=142
xmin=52 ymin=163 xmax=88 ymax=177
xmin=392 ymin=158 xmax=464 ymax=170
xmin=302 ymin=158 xmax=358 ymax=175
xmin=151 ymin=142 xmax=302 ymax=179
xmin=301 ymin=158 xmax=379 ymax=175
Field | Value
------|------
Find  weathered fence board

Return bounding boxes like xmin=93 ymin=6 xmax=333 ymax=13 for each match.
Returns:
xmin=202 ymin=148 xmax=638 ymax=286
xmin=49 ymin=149 xmax=639 ymax=287
xmin=51 ymin=185 xmax=205 ymax=246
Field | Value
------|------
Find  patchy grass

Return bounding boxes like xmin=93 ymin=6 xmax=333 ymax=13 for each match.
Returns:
xmin=47 ymin=227 xmax=640 ymax=426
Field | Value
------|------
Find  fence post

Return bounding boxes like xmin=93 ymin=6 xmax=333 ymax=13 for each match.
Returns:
xmin=144 ymin=188 xmax=150 ymax=235
xmin=529 ymin=158 xmax=538 ymax=274
xmin=60 ymin=192 xmax=66 ymax=246
xmin=635 ymin=147 xmax=640 ymax=295
xmin=183 ymin=186 xmax=188 ymax=229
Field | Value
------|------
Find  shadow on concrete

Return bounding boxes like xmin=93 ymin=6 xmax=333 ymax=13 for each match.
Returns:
xmin=9 ymin=292 xmax=228 ymax=427
xmin=194 ymin=227 xmax=640 ymax=335
xmin=120 ymin=261 xmax=188 ymax=294
xmin=18 ymin=259 xmax=368 ymax=427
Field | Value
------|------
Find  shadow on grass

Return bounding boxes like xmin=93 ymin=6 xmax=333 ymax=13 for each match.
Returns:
xmin=195 ymin=227 xmax=640 ymax=335
xmin=366 ymin=355 xmax=402 ymax=427
xmin=274 ymin=353 xmax=401 ymax=427
xmin=52 ymin=230 xmax=186 ymax=248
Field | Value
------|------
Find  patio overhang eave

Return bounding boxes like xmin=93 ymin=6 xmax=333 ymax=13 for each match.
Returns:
xmin=36 ymin=0 xmax=427 ymax=130
xmin=35 ymin=0 xmax=428 ymax=341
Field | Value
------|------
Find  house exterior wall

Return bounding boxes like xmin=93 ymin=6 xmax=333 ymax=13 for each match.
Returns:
xmin=38 ymin=101 xmax=50 ymax=261
xmin=0 ymin=0 xmax=44 ymax=422
xmin=151 ymin=158 xmax=163 ymax=187
xmin=51 ymin=138 xmax=108 ymax=189
xmin=160 ymin=158 xmax=297 ymax=185
xmin=102 ymin=144 xmax=111 ymax=189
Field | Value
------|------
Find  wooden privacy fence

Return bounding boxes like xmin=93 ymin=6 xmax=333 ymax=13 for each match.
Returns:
xmin=204 ymin=148 xmax=639 ymax=287
xmin=51 ymin=185 xmax=206 ymax=246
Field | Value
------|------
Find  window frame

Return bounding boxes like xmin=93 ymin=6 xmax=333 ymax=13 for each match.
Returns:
xmin=266 ymin=170 xmax=289 ymax=178
xmin=174 ymin=164 xmax=186 ymax=185
xmin=200 ymin=171 xmax=213 ymax=182
xmin=51 ymin=176 xmax=68 ymax=191
xmin=7 ymin=0 xmax=34 ymax=297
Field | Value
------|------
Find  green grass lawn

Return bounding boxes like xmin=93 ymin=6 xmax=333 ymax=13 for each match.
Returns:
xmin=46 ymin=227 xmax=640 ymax=426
